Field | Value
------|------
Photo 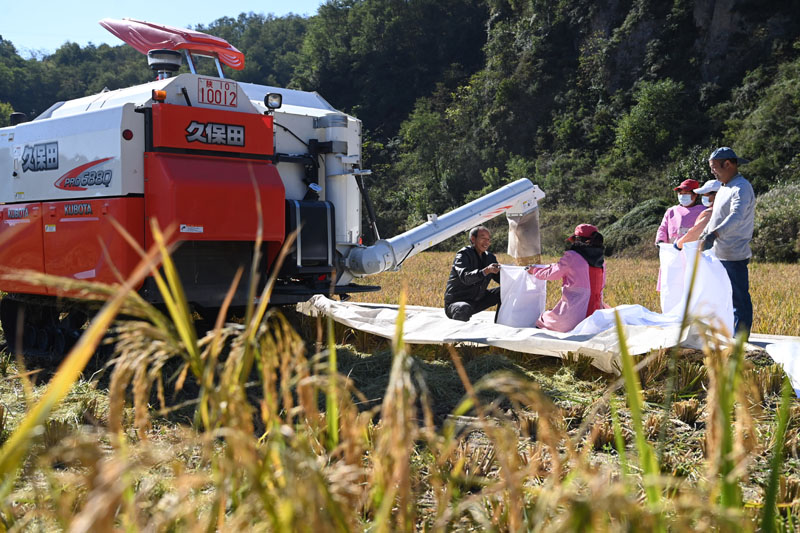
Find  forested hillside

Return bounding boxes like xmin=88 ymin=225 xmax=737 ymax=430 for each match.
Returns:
xmin=2 ymin=0 xmax=800 ymax=260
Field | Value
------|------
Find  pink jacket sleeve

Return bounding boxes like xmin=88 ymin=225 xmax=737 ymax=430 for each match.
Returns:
xmin=531 ymin=254 xmax=570 ymax=282
xmin=656 ymin=209 xmax=671 ymax=244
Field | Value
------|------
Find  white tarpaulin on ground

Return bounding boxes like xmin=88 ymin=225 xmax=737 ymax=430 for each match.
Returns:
xmin=298 ymin=242 xmax=739 ymax=374
xmin=297 ymin=295 xmax=698 ymax=374
xmin=766 ymin=341 xmax=800 ymax=398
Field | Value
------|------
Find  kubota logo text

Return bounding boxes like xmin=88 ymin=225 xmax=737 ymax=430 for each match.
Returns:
xmin=21 ymin=142 xmax=58 ymax=172
xmin=185 ymin=121 xmax=245 ymax=146
xmin=64 ymin=203 xmax=93 ymax=215
xmin=8 ymin=208 xmax=29 ymax=219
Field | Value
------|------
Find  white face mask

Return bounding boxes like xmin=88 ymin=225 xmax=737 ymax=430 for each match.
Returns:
xmin=702 ymin=196 xmax=712 ymax=207
xmin=678 ymin=194 xmax=693 ymax=206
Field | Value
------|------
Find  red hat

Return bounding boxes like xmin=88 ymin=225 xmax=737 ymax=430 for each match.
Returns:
xmin=674 ymin=179 xmax=700 ymax=192
xmin=567 ymin=223 xmax=598 ymax=242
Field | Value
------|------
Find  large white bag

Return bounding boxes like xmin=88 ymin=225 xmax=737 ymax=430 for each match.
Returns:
xmin=660 ymin=241 xmax=734 ymax=335
xmin=658 ymin=243 xmax=686 ymax=314
xmin=496 ymin=265 xmax=547 ymax=328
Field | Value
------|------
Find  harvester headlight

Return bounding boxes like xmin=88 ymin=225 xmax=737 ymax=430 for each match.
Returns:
xmin=265 ymin=93 xmax=282 ymax=110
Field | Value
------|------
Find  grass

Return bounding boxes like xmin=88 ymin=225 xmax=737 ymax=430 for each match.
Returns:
xmin=0 ymin=249 xmax=798 ymax=530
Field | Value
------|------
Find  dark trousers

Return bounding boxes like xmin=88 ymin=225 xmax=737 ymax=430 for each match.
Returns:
xmin=445 ymin=287 xmax=501 ymax=322
xmin=721 ymin=259 xmax=753 ymax=337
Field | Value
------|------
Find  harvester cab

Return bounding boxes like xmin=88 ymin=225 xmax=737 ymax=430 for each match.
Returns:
xmin=0 ymin=18 xmax=545 ymax=357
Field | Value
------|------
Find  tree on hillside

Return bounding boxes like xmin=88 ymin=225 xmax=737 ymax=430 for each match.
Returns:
xmin=292 ymin=0 xmax=488 ymax=136
xmin=1 ymin=38 xmax=152 ymax=117
xmin=610 ymin=78 xmax=687 ymax=170
xmin=197 ymin=13 xmax=309 ymax=88
xmin=0 ymin=101 xmax=14 ymax=127
xmin=720 ymin=57 xmax=800 ymax=193
xmin=0 ymin=38 xmax=37 ymax=116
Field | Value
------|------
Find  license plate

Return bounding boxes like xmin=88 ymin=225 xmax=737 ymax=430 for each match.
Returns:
xmin=197 ymin=78 xmax=238 ymax=108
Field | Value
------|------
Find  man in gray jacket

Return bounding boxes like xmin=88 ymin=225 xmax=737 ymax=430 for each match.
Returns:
xmin=701 ymin=147 xmax=755 ymax=337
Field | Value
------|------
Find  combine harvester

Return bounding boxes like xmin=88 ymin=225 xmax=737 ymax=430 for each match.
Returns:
xmin=2 ymin=20 xmax=795 ymax=377
xmin=0 ymin=19 xmax=544 ymax=357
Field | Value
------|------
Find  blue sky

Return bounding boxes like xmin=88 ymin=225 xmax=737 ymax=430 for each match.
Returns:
xmin=2 ymin=0 xmax=326 ymax=57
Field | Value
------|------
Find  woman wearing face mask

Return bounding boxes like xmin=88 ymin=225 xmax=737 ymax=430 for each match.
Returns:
xmin=655 ymin=179 xmax=706 ymax=246
xmin=675 ymin=179 xmax=721 ymax=249
xmin=655 ymin=179 xmax=705 ymax=294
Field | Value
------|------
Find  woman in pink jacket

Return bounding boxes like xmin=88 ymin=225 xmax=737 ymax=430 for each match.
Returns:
xmin=655 ymin=178 xmax=706 ymax=292
xmin=526 ymin=224 xmax=608 ymax=332
xmin=655 ymin=179 xmax=706 ymax=245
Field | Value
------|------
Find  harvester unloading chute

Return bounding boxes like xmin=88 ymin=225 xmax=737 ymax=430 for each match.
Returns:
xmin=341 ymin=179 xmax=545 ymax=281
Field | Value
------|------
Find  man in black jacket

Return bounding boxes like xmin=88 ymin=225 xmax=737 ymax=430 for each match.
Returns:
xmin=444 ymin=226 xmax=501 ymax=321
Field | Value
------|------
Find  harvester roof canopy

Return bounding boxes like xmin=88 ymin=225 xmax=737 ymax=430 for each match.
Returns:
xmin=99 ymin=18 xmax=245 ymax=70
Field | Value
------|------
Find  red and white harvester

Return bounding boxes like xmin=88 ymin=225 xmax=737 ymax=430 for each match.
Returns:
xmin=0 ymin=19 xmax=544 ymax=355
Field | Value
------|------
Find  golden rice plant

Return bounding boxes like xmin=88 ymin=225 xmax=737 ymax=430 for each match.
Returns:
xmin=747 ymin=364 xmax=787 ymax=401
xmin=590 ymin=416 xmax=617 ymax=451
xmin=673 ymin=398 xmax=701 ymax=425
xmin=562 ymin=352 xmax=596 ymax=380
xmin=702 ymin=333 xmax=758 ymax=509
xmin=637 ymin=349 xmax=670 ymax=390
xmin=759 ymin=376 xmax=794 ymax=531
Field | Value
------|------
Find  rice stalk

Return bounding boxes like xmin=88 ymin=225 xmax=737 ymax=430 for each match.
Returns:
xmin=326 ymin=315 xmax=339 ymax=451
xmin=240 ymin=229 xmax=297 ymax=386
xmin=673 ymin=398 xmax=701 ymax=425
xmin=637 ymin=349 xmax=669 ymax=390
xmin=370 ymin=288 xmax=417 ymax=533
xmin=590 ymin=417 xmax=616 ymax=451
xmin=747 ymin=364 xmax=786 ymax=402
xmin=704 ymin=331 xmax=749 ymax=509
xmin=147 ymin=221 xmax=201 ymax=393
xmin=645 ymin=413 xmax=663 ymax=441
xmin=609 ymin=395 xmax=631 ymax=479
xmin=761 ymin=377 xmax=793 ymax=532
xmin=615 ymin=310 xmax=662 ymax=510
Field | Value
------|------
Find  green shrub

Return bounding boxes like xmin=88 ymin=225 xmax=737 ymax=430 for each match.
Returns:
xmin=603 ymin=198 xmax=671 ymax=257
xmin=538 ymin=206 xmax=618 ymax=256
xmin=752 ymin=184 xmax=800 ymax=262
xmin=611 ymin=79 xmax=686 ymax=169
xmin=663 ymin=145 xmax=715 ymax=191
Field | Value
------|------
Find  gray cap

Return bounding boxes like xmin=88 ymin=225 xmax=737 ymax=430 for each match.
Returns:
xmin=708 ymin=146 xmax=750 ymax=164
xmin=694 ymin=179 xmax=721 ymax=194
